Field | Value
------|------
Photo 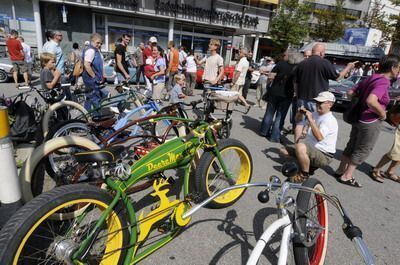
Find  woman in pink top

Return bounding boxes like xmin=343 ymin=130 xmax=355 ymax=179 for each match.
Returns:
xmin=335 ymin=54 xmax=400 ymax=188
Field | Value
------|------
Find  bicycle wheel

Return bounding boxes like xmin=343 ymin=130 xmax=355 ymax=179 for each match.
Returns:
xmin=20 ymin=136 xmax=101 ymax=202
xmin=152 ymin=106 xmax=189 ymax=141
xmin=0 ymin=184 xmax=129 ymax=265
xmin=293 ymin=178 xmax=329 ymax=265
xmin=44 ymin=120 xmax=99 ymax=179
xmin=195 ymin=138 xmax=252 ymax=208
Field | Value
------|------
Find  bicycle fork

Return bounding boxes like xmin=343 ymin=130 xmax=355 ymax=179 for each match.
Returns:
xmin=247 ymin=214 xmax=292 ymax=265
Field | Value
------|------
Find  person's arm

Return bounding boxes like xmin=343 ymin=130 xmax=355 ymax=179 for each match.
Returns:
xmin=336 ymin=61 xmax=358 ymax=81
xmin=45 ymin=71 xmax=61 ymax=89
xmin=84 ymin=61 xmax=95 ymax=78
xmin=366 ymin=93 xmax=387 ymax=120
xmin=167 ymin=50 xmax=174 ymax=74
xmin=116 ymin=53 xmax=130 ymax=79
xmin=232 ymin=70 xmax=240 ymax=84
xmin=211 ymin=65 xmax=224 ymax=85
xmin=303 ymin=109 xmax=324 ymax=141
xmin=151 ymin=60 xmax=165 ymax=79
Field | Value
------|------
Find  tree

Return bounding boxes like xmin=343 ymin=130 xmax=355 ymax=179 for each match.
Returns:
xmin=310 ymin=0 xmax=346 ymax=42
xmin=390 ymin=0 xmax=400 ymax=50
xmin=362 ymin=0 xmax=394 ymax=45
xmin=269 ymin=0 xmax=311 ymax=51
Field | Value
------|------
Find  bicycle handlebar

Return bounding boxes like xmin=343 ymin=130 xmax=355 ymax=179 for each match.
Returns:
xmin=183 ymin=181 xmax=375 ymax=265
xmin=352 ymin=237 xmax=375 ymax=265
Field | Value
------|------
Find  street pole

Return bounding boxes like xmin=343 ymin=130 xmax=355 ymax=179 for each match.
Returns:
xmin=0 ymin=107 xmax=22 ymax=228
xmin=32 ymin=0 xmax=43 ymax=54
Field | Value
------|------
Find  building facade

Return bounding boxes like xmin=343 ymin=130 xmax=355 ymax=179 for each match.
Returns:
xmin=0 ymin=0 xmax=277 ymax=63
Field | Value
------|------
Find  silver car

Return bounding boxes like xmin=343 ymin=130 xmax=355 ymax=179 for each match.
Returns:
xmin=0 ymin=57 xmax=13 ymax=83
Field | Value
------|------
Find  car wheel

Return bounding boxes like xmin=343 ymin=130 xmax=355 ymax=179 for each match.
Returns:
xmin=0 ymin=69 xmax=9 ymax=83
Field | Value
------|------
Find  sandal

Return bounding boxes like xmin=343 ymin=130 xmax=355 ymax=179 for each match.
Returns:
xmin=382 ymin=172 xmax=400 ymax=183
xmin=337 ymin=177 xmax=362 ymax=188
xmin=244 ymin=105 xmax=251 ymax=114
xmin=370 ymin=169 xmax=384 ymax=183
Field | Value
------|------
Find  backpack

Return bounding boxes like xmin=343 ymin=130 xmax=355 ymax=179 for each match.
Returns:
xmin=9 ymin=100 xmax=37 ymax=143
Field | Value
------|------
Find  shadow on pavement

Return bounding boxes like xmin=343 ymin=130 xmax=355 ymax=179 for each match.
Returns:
xmin=240 ymin=115 xmax=261 ymax=136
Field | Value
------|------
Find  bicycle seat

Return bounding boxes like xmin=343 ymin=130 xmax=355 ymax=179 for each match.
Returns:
xmin=91 ymin=109 xmax=115 ymax=122
xmin=74 ymin=145 xmax=125 ymax=163
xmin=90 ymin=118 xmax=116 ymax=129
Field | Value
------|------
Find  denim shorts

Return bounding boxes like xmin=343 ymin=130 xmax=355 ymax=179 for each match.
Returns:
xmin=296 ymin=99 xmax=316 ymax=125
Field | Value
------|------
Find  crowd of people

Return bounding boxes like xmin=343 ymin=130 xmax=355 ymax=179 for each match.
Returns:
xmin=5 ymin=29 xmax=400 ymax=187
xmin=258 ymin=44 xmax=400 ymax=188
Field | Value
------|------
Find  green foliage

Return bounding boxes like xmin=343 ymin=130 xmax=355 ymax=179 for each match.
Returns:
xmin=310 ymin=0 xmax=346 ymax=42
xmin=389 ymin=0 xmax=400 ymax=45
xmin=362 ymin=0 xmax=394 ymax=45
xmin=269 ymin=0 xmax=311 ymax=51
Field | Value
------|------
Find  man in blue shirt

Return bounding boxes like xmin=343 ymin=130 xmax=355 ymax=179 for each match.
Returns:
xmin=42 ymin=31 xmax=65 ymax=75
xmin=82 ymin=33 xmax=105 ymax=111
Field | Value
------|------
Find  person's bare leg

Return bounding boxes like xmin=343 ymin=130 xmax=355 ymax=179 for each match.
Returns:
xmin=238 ymin=95 xmax=250 ymax=107
xmin=294 ymin=124 xmax=304 ymax=143
xmin=295 ymin=143 xmax=310 ymax=173
xmin=279 ymin=147 xmax=290 ymax=158
xmin=386 ymin=160 xmax=400 ymax=175
xmin=373 ymin=154 xmax=391 ymax=172
xmin=13 ymin=71 xmax=18 ymax=87
xmin=23 ymin=72 xmax=29 ymax=86
xmin=340 ymin=162 xmax=357 ymax=181
xmin=336 ymin=154 xmax=350 ymax=175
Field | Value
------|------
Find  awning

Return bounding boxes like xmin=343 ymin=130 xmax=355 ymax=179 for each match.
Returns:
xmin=301 ymin=42 xmax=385 ymax=61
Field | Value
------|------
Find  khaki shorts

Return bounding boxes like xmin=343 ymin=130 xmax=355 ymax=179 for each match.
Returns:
xmin=286 ymin=143 xmax=333 ymax=169
xmin=231 ymin=83 xmax=243 ymax=96
xmin=152 ymin=82 xmax=165 ymax=100
xmin=12 ymin=60 xmax=28 ymax=73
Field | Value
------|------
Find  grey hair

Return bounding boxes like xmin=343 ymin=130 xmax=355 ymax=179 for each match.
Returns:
xmin=241 ymin=47 xmax=249 ymax=55
xmin=287 ymin=48 xmax=303 ymax=65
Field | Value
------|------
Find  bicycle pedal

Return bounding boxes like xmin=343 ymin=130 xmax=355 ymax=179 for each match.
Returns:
xmin=167 ymin=177 xmax=175 ymax=185
xmin=157 ymin=222 xmax=170 ymax=233
xmin=188 ymin=192 xmax=203 ymax=203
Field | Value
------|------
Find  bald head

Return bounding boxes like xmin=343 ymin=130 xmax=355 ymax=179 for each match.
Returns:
xmin=312 ymin=43 xmax=326 ymax=57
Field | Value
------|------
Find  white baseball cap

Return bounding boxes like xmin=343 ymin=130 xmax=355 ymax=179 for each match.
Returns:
xmin=149 ymin=36 xmax=158 ymax=43
xmin=84 ymin=41 xmax=90 ymax=46
xmin=314 ymin=91 xmax=336 ymax=103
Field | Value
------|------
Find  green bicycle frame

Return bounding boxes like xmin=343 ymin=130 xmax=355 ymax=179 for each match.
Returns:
xmin=72 ymin=117 xmax=232 ymax=264
xmin=76 ymin=87 xmax=143 ymax=120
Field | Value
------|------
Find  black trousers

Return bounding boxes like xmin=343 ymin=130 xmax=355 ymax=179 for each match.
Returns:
xmin=136 ymin=65 xmax=144 ymax=84
xmin=243 ymin=77 xmax=251 ymax=99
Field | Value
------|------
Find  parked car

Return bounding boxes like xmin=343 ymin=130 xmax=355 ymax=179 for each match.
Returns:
xmin=195 ymin=65 xmax=235 ymax=89
xmin=329 ymin=75 xmax=400 ymax=109
xmin=328 ymin=75 xmax=367 ymax=108
xmin=0 ymin=57 xmax=13 ymax=83
xmin=103 ymin=56 xmax=144 ymax=84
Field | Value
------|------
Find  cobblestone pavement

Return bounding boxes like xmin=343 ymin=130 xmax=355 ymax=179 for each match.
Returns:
xmin=1 ymin=80 xmax=399 ymax=264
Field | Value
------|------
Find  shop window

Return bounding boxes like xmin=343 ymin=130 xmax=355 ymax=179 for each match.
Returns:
xmin=134 ymin=30 xmax=168 ymax=50
xmin=108 ymin=15 xmax=133 ymax=25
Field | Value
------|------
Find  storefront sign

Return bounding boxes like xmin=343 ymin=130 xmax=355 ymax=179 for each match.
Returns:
xmin=99 ymin=0 xmax=138 ymax=10
xmin=155 ymin=0 xmax=259 ymax=27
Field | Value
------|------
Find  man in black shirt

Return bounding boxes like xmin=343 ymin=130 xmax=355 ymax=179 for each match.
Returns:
xmin=294 ymin=43 xmax=357 ymax=141
xmin=260 ymin=50 xmax=295 ymax=142
xmin=115 ymin=34 xmax=131 ymax=82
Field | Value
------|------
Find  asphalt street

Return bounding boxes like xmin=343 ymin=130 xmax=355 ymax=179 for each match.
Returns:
xmin=0 ymin=79 xmax=399 ymax=265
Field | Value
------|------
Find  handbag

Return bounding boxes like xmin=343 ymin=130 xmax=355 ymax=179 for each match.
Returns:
xmin=386 ymin=102 xmax=400 ymax=127
xmin=343 ymin=96 xmax=361 ymax=124
xmin=72 ymin=60 xmax=83 ymax=77
xmin=343 ymin=76 xmax=383 ymax=124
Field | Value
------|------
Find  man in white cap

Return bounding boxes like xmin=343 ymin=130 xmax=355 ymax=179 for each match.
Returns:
xmin=280 ymin=91 xmax=338 ymax=182
xmin=144 ymin=36 xmax=157 ymax=61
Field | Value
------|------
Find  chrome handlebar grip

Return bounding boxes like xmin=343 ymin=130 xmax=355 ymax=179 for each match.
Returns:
xmin=353 ymin=237 xmax=375 ymax=265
